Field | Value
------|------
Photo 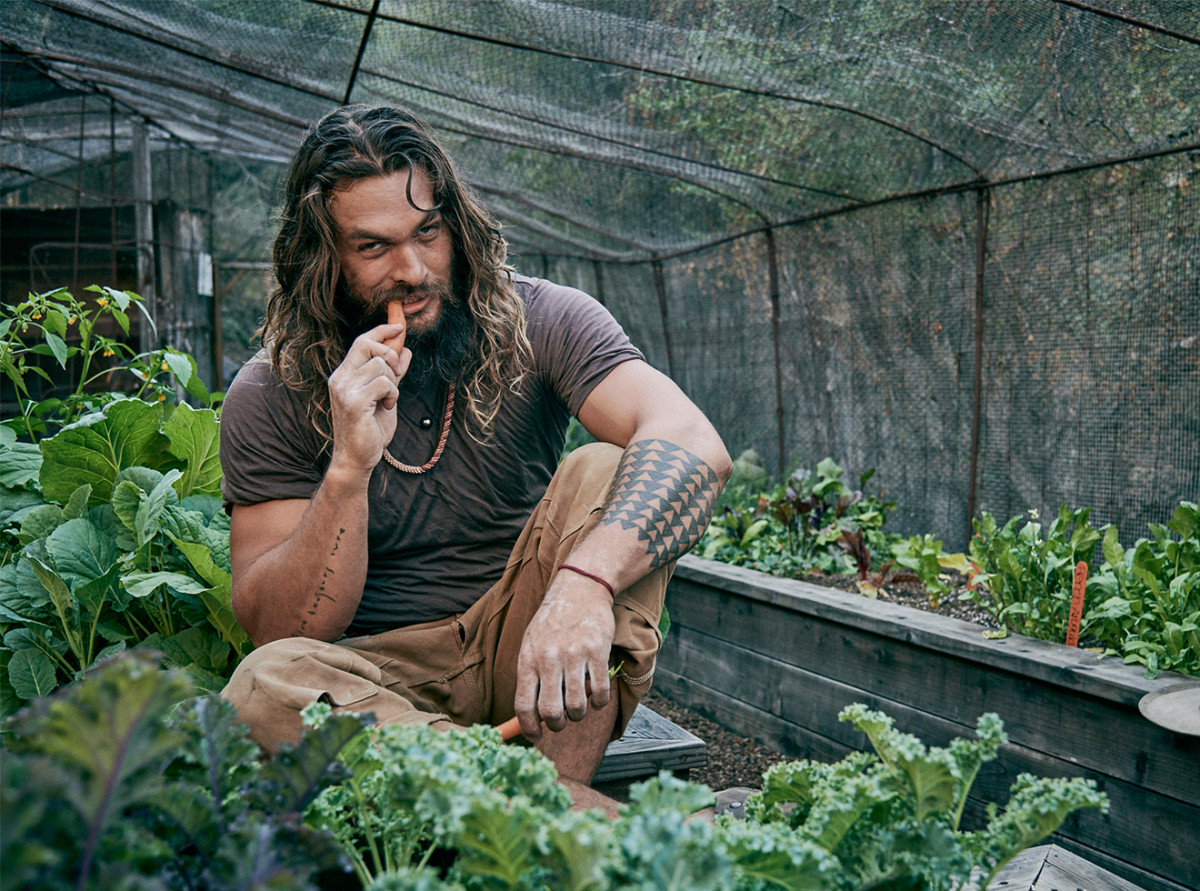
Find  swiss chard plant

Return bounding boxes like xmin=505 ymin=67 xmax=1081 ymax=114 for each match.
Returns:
xmin=703 ymin=457 xmax=900 ymax=579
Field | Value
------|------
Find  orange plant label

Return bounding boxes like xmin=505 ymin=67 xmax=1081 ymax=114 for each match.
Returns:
xmin=1065 ymin=561 xmax=1087 ymax=647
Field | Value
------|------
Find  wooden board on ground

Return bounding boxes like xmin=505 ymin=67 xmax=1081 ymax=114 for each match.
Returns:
xmin=990 ymin=845 xmax=1148 ymax=891
xmin=593 ymin=703 xmax=707 ymax=784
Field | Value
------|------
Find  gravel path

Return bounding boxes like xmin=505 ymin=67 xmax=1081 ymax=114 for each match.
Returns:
xmin=640 ymin=690 xmax=792 ymax=792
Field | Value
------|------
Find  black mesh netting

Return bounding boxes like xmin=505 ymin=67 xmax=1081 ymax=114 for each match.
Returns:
xmin=3 ymin=0 xmax=1197 ymax=548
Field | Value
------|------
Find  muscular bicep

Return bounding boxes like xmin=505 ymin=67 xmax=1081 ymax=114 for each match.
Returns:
xmin=577 ymin=359 xmax=725 ymax=462
xmin=231 ymin=499 xmax=312 ymax=572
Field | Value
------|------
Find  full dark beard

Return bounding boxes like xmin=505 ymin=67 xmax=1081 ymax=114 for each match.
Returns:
xmin=353 ymin=280 xmax=475 ymax=387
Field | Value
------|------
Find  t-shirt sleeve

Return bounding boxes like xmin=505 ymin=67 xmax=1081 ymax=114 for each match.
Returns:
xmin=521 ymin=277 xmax=646 ymax=417
xmin=219 ymin=357 xmax=329 ymax=508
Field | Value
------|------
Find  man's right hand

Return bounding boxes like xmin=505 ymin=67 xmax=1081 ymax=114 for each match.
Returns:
xmin=326 ymin=314 xmax=411 ymax=476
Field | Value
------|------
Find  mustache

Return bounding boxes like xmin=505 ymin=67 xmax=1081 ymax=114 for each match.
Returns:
xmin=358 ymin=280 xmax=455 ymax=327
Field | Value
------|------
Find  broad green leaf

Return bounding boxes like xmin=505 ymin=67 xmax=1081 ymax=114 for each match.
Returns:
xmin=172 ymin=536 xmax=231 ymax=590
xmin=112 ymin=307 xmax=130 ymax=335
xmin=1102 ymin=526 xmax=1125 ymax=568
xmin=42 ymin=308 xmax=68 ymax=339
xmin=46 ymin=517 xmax=118 ymax=587
xmin=44 ymin=331 xmax=68 ymax=367
xmin=8 ymin=647 xmax=59 ymax=699
xmin=39 ymin=400 xmax=176 ymax=505
xmin=122 ymin=571 xmax=208 ymax=600
xmin=62 ymin=483 xmax=93 ymax=520
xmin=29 ymin=558 xmax=73 ymax=619
xmin=164 ymin=404 xmax=222 ymax=497
xmin=111 ymin=479 xmax=144 ymax=533
xmin=159 ymin=625 xmax=231 ymax=673
xmin=135 ymin=468 xmax=182 ymax=546
xmin=18 ymin=503 xmax=64 ymax=544
xmin=162 ymin=350 xmax=193 ymax=388
xmin=74 ymin=564 xmax=121 ymax=619
xmin=159 ymin=504 xmax=211 ymax=546
xmin=0 ymin=441 xmax=42 ymax=487
xmin=0 ymin=558 xmax=49 ymax=620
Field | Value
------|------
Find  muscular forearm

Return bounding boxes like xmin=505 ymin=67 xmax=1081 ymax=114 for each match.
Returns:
xmin=567 ymin=428 xmax=730 ymax=594
xmin=231 ymin=465 xmax=373 ymax=645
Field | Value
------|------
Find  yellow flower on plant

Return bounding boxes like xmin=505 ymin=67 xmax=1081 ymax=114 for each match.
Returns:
xmin=96 ymin=298 xmax=109 ymax=307
xmin=157 ymin=393 xmax=166 ymax=402
xmin=103 ymin=349 xmax=115 ymax=357
xmin=160 ymin=360 xmax=169 ymax=371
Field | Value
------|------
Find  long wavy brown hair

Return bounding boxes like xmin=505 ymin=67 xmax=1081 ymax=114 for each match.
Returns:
xmin=261 ymin=104 xmax=532 ymax=442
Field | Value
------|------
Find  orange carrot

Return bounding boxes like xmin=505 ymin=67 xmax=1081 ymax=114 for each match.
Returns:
xmin=496 ymin=666 xmax=619 ymax=742
xmin=497 ymin=716 xmax=523 ymax=741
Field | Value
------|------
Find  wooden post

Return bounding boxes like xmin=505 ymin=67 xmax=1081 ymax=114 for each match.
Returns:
xmin=131 ymin=119 xmax=156 ymax=353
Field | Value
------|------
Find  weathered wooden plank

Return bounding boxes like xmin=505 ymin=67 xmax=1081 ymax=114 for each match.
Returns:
xmin=987 ymin=845 xmax=1048 ymax=889
xmin=593 ymin=703 xmax=707 ymax=784
xmin=655 ymin=669 xmax=1189 ymax=891
xmin=657 ymin=632 xmax=1200 ymax=891
xmin=673 ymin=556 xmax=1189 ymax=703
xmin=666 ymin=570 xmax=1200 ymax=805
xmin=1036 ymin=845 xmax=1149 ymax=891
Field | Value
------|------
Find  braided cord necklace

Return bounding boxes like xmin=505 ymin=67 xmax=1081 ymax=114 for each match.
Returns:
xmin=381 ymin=382 xmax=456 ymax=474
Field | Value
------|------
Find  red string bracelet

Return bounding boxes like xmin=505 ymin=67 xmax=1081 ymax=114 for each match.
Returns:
xmin=557 ymin=563 xmax=616 ymax=599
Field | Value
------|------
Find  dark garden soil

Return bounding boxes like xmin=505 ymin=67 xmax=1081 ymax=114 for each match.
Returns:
xmin=647 ymin=570 xmax=1001 ymax=792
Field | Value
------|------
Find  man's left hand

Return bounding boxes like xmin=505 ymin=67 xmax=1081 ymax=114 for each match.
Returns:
xmin=514 ymin=578 xmax=615 ymax=740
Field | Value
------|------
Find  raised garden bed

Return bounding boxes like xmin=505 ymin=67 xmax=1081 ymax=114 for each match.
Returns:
xmin=656 ymin=556 xmax=1200 ymax=891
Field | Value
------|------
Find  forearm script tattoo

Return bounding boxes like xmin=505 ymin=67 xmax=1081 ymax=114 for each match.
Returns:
xmin=601 ymin=439 xmax=720 ymax=569
xmin=296 ymin=527 xmax=343 ymax=637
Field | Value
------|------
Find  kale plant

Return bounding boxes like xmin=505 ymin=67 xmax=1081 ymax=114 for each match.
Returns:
xmin=1 ymin=651 xmax=363 ymax=890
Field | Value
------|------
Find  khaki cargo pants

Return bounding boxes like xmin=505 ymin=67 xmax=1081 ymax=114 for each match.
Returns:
xmin=222 ymin=442 xmax=669 ymax=751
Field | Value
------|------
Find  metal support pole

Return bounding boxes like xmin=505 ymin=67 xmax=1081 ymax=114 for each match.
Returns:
xmin=765 ymin=227 xmax=785 ymax=477
xmin=132 ymin=119 xmax=156 ymax=352
xmin=651 ymin=260 xmax=675 ymax=380
xmin=965 ymin=186 xmax=990 ymax=543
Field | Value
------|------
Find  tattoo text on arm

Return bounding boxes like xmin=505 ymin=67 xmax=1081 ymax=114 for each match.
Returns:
xmin=600 ymin=439 xmax=720 ymax=569
xmin=296 ymin=527 xmax=344 ymax=636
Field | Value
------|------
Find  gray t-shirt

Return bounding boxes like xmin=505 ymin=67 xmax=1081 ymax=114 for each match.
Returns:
xmin=219 ymin=274 xmax=643 ymax=634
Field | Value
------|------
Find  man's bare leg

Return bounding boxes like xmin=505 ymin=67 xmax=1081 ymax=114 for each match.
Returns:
xmin=535 ymin=700 xmax=621 ymax=818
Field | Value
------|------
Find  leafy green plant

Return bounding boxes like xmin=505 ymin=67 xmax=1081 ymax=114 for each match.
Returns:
xmin=965 ymin=506 xmax=1102 ymax=640
xmin=703 ymin=458 xmax=899 ymax=580
xmin=1083 ymin=501 xmax=1199 ymax=677
xmin=745 ymin=705 xmax=1107 ymax=890
xmin=2 ymin=286 xmax=218 ymax=440
xmin=300 ymin=701 xmax=1104 ymax=890
xmin=964 ymin=502 xmax=1199 ymax=677
xmin=891 ymin=534 xmax=971 ymax=608
xmin=0 ymin=395 xmax=244 ymax=715
xmin=1 ymin=651 xmax=362 ymax=890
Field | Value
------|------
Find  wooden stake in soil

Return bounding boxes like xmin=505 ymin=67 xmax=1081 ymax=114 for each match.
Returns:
xmin=1065 ymin=561 xmax=1087 ymax=647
